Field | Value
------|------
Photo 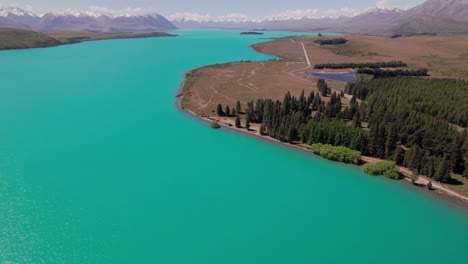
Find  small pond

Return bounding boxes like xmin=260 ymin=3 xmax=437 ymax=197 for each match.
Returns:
xmin=307 ymin=72 xmax=356 ymax=82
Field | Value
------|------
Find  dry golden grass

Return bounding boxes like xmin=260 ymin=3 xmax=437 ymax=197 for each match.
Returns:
xmin=255 ymin=35 xmax=468 ymax=78
xmin=181 ymin=61 xmax=320 ymax=116
xmin=181 ymin=34 xmax=468 ymax=117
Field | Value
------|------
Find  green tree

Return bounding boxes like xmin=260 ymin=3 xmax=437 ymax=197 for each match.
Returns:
xmin=231 ymin=108 xmax=237 ymax=116
xmin=287 ymin=127 xmax=297 ymax=143
xmin=236 ymin=101 xmax=242 ymax=114
xmin=385 ymin=125 xmax=397 ymax=159
xmin=216 ymin=104 xmax=225 ymax=116
xmin=259 ymin=124 xmax=266 ymax=136
xmin=235 ymin=116 xmax=241 ymax=128
xmin=245 ymin=117 xmax=250 ymax=130
xmin=411 ymin=169 xmax=419 ymax=184
xmin=434 ymin=158 xmax=451 ymax=183
xmin=225 ymin=105 xmax=231 ymax=117
xmin=393 ymin=146 xmax=405 ymax=166
xmin=427 ymin=181 xmax=433 ymax=190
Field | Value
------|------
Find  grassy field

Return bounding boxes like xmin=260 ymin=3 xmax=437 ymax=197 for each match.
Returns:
xmin=182 ymin=34 xmax=468 ymax=116
xmin=254 ymin=35 xmax=468 ymax=78
xmin=180 ymin=61 xmax=322 ymax=116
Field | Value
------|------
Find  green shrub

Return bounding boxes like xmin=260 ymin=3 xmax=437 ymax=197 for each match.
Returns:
xmin=363 ymin=161 xmax=400 ymax=179
xmin=211 ymin=120 xmax=221 ymax=129
xmin=310 ymin=143 xmax=361 ymax=165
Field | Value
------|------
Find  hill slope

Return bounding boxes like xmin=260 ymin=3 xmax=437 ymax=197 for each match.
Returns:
xmin=393 ymin=15 xmax=468 ymax=34
xmin=0 ymin=28 xmax=61 ymax=50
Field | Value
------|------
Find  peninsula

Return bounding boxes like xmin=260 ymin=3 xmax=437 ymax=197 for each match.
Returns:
xmin=0 ymin=28 xmax=177 ymax=50
xmin=178 ymin=34 xmax=468 ymax=203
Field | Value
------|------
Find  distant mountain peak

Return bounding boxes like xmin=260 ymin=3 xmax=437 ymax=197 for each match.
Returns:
xmin=0 ymin=6 xmax=176 ymax=32
xmin=0 ymin=7 xmax=38 ymax=18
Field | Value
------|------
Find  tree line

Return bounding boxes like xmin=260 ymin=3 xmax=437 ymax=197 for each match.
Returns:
xmin=216 ymin=76 xmax=467 ymax=181
xmin=345 ymin=77 xmax=468 ymax=127
xmin=356 ymin=68 xmax=429 ymax=78
xmin=314 ymin=38 xmax=348 ymax=45
xmin=314 ymin=61 xmax=407 ymax=69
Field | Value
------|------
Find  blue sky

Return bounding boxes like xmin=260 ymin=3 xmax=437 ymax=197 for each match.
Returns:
xmin=1 ymin=0 xmax=426 ymax=19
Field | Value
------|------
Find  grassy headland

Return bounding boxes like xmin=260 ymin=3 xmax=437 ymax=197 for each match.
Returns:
xmin=178 ymin=34 xmax=468 ymax=203
xmin=0 ymin=28 xmax=177 ymax=50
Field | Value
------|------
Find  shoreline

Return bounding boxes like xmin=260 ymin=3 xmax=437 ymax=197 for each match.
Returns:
xmin=175 ymin=38 xmax=468 ymax=206
xmin=178 ymin=102 xmax=468 ymax=205
xmin=0 ymin=29 xmax=177 ymax=51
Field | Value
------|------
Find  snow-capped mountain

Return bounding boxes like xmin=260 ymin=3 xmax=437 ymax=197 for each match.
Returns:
xmin=171 ymin=8 xmax=406 ymax=32
xmin=0 ymin=7 xmax=176 ymax=32
xmin=171 ymin=0 xmax=468 ymax=34
xmin=0 ymin=7 xmax=39 ymax=26
xmin=2 ymin=0 xmax=468 ymax=34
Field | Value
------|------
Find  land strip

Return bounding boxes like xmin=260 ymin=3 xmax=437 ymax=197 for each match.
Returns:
xmin=178 ymin=34 xmax=468 ymax=204
xmin=0 ymin=28 xmax=177 ymax=50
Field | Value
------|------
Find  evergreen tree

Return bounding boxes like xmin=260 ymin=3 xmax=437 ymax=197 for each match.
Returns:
xmin=236 ymin=101 xmax=242 ymax=114
xmin=317 ymin=79 xmax=329 ymax=97
xmin=259 ymin=124 xmax=266 ymax=136
xmin=216 ymin=104 xmax=225 ymax=116
xmin=394 ymin=146 xmax=405 ymax=166
xmin=411 ymin=169 xmax=419 ymax=185
xmin=287 ymin=126 xmax=297 ymax=143
xmin=307 ymin=91 xmax=315 ymax=107
xmin=427 ymin=181 xmax=433 ymax=190
xmin=245 ymin=117 xmax=250 ymax=130
xmin=247 ymin=101 xmax=255 ymax=122
xmin=225 ymin=105 xmax=231 ymax=117
xmin=359 ymin=103 xmax=368 ymax=122
xmin=434 ymin=158 xmax=452 ymax=183
xmin=235 ymin=116 xmax=241 ymax=128
xmin=352 ymin=113 xmax=361 ymax=128
xmin=385 ymin=125 xmax=397 ymax=159
xmin=232 ymin=108 xmax=237 ymax=116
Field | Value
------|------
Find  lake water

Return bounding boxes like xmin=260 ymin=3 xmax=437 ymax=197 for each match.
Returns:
xmin=0 ymin=30 xmax=467 ymax=263
xmin=307 ymin=72 xmax=356 ymax=82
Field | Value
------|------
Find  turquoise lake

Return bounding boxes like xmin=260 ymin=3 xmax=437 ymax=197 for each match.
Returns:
xmin=0 ymin=30 xmax=467 ymax=263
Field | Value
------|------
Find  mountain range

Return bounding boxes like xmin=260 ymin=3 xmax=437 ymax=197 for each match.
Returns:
xmin=1 ymin=0 xmax=468 ymax=34
xmin=0 ymin=7 xmax=176 ymax=32
xmin=172 ymin=0 xmax=468 ymax=34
